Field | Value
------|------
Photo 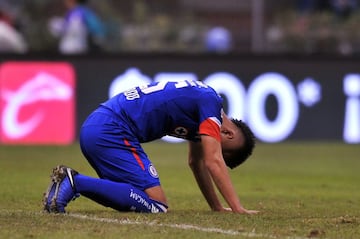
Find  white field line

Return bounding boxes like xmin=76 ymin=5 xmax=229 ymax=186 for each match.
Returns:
xmin=67 ymin=213 xmax=309 ymax=239
xmin=0 ymin=209 xmax=310 ymax=239
xmin=69 ymin=213 xmax=243 ymax=236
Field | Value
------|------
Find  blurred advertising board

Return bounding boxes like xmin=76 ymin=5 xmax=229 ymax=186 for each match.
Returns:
xmin=0 ymin=55 xmax=359 ymax=144
xmin=0 ymin=61 xmax=75 ymax=144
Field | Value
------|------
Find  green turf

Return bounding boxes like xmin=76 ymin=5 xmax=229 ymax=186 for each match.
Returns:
xmin=0 ymin=142 xmax=359 ymax=239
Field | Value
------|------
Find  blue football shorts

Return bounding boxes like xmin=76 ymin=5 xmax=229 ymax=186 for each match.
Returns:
xmin=79 ymin=109 xmax=161 ymax=191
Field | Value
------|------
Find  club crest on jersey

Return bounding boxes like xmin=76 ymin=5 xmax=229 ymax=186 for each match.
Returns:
xmin=174 ymin=127 xmax=188 ymax=137
xmin=148 ymin=164 xmax=159 ymax=178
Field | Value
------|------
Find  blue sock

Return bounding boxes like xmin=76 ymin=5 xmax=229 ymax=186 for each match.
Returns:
xmin=73 ymin=174 xmax=167 ymax=213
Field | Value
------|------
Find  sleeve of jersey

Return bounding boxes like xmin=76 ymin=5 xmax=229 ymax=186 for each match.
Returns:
xmin=199 ymin=117 xmax=221 ymax=142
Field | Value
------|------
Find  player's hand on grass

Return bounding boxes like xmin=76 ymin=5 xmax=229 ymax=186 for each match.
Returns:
xmin=220 ymin=207 xmax=233 ymax=212
xmin=241 ymin=209 xmax=259 ymax=214
xmin=232 ymin=208 xmax=259 ymax=214
xmin=220 ymin=207 xmax=259 ymax=214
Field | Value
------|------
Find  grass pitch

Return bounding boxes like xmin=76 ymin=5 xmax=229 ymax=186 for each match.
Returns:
xmin=0 ymin=142 xmax=359 ymax=239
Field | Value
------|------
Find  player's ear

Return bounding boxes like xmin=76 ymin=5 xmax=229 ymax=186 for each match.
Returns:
xmin=221 ymin=129 xmax=235 ymax=139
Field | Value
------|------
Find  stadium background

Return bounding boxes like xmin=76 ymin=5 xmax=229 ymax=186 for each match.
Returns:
xmin=0 ymin=0 xmax=360 ymax=145
xmin=1 ymin=2 xmax=360 ymax=238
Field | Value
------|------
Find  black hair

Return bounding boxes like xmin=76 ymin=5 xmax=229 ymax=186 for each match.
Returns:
xmin=225 ymin=119 xmax=256 ymax=169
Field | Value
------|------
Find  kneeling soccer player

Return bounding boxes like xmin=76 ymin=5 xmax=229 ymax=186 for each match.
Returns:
xmin=43 ymin=79 xmax=259 ymax=214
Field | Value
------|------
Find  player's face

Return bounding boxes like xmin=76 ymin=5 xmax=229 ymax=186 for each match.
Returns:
xmin=220 ymin=126 xmax=245 ymax=159
xmin=222 ymin=132 xmax=243 ymax=149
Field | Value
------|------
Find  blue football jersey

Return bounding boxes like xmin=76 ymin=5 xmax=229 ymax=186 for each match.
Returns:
xmin=100 ymin=80 xmax=223 ymax=142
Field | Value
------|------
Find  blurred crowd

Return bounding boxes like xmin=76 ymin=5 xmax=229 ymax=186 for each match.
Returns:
xmin=0 ymin=0 xmax=359 ymax=55
xmin=266 ymin=0 xmax=360 ymax=55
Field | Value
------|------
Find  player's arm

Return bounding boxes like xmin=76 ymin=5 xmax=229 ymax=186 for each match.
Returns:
xmin=193 ymin=117 xmax=258 ymax=214
xmin=199 ymin=135 xmax=256 ymax=213
xmin=188 ymin=141 xmax=225 ymax=211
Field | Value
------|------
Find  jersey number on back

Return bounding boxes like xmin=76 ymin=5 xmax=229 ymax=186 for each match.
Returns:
xmin=124 ymin=79 xmax=207 ymax=100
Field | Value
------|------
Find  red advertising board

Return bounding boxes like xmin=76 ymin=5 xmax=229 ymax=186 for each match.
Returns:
xmin=0 ymin=62 xmax=75 ymax=144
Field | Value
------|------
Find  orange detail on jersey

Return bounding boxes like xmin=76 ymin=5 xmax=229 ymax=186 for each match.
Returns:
xmin=123 ymin=139 xmax=145 ymax=170
xmin=199 ymin=118 xmax=221 ymax=142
